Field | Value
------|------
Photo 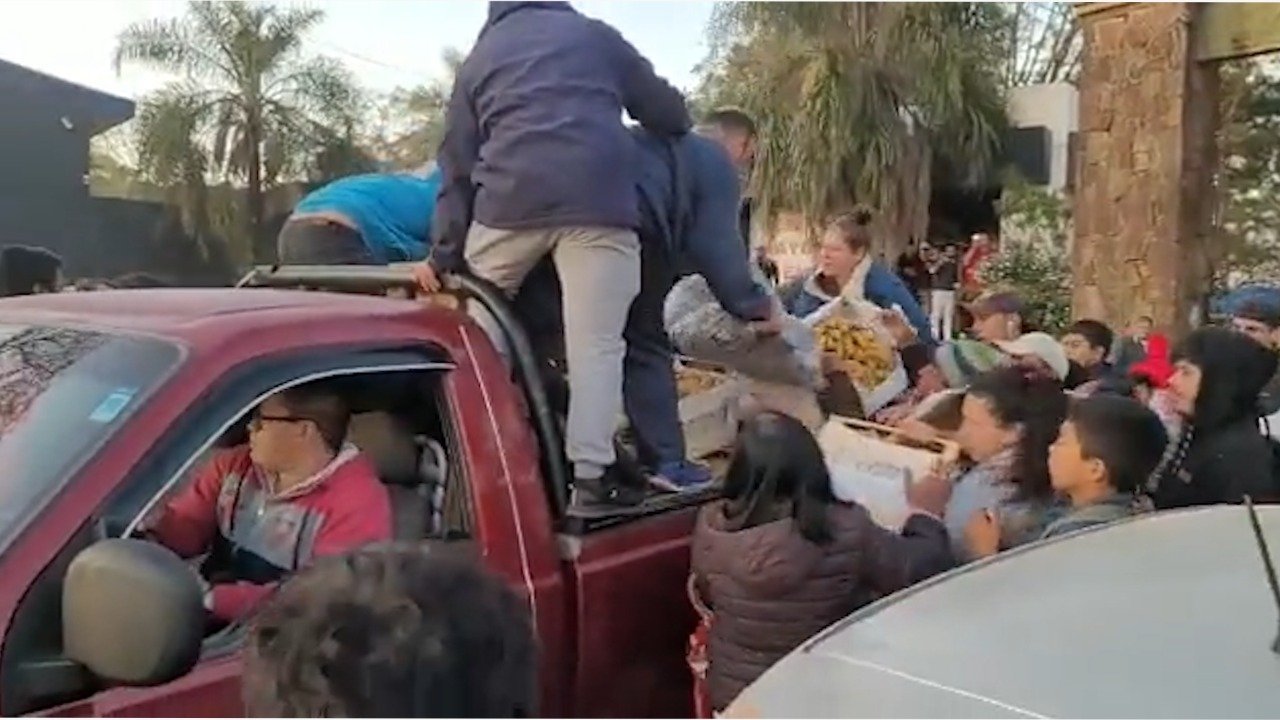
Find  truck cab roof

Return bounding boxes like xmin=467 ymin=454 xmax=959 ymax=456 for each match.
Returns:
xmin=0 ymin=288 xmax=467 ymax=346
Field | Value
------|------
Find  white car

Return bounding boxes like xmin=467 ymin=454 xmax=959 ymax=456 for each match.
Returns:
xmin=727 ymin=505 xmax=1280 ymax=718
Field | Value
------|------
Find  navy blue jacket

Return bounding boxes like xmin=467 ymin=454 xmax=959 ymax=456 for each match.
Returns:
xmin=430 ymin=1 xmax=691 ymax=272
xmin=634 ymin=129 xmax=769 ymax=321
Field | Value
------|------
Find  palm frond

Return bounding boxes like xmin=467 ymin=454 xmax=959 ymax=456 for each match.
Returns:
xmin=699 ymin=0 xmax=1012 ymax=246
xmin=114 ymin=17 xmax=231 ymax=80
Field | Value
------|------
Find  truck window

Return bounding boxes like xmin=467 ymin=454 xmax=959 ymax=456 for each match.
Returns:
xmin=131 ymin=369 xmax=468 ymax=545
xmin=0 ymin=324 xmax=180 ymax=555
xmin=1 ymin=352 xmax=466 ymax=717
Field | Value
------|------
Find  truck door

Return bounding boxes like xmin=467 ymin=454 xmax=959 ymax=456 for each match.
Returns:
xmin=35 ymin=657 xmax=241 ymax=718
xmin=3 ymin=346 xmax=457 ymax=717
xmin=560 ymin=503 xmax=706 ymax=718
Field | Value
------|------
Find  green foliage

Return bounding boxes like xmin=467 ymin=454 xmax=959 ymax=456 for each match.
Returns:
xmin=981 ymin=240 xmax=1071 ymax=336
xmin=1001 ymin=2 xmax=1081 ymax=87
xmin=367 ymin=48 xmax=462 ymax=170
xmin=116 ymin=1 xmax=366 ymax=264
xmin=984 ymin=174 xmax=1071 ymax=335
xmin=1213 ymin=57 xmax=1280 ymax=289
xmin=697 ymin=3 xmax=1009 ymax=248
xmin=995 ymin=173 xmax=1071 ymax=245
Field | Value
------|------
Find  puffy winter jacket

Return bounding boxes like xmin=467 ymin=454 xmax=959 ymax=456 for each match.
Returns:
xmin=691 ymin=499 xmax=952 ymax=711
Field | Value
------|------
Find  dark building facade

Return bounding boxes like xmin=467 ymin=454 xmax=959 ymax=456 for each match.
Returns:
xmin=0 ymin=59 xmax=134 ymax=276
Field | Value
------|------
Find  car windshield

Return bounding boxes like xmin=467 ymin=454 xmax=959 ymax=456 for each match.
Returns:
xmin=0 ymin=324 xmax=180 ymax=553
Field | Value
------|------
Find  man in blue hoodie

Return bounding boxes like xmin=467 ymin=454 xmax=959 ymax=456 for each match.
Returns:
xmin=279 ymin=168 xmax=443 ymax=264
xmin=625 ymin=128 xmax=776 ymax=494
xmin=415 ymin=2 xmax=691 ymax=516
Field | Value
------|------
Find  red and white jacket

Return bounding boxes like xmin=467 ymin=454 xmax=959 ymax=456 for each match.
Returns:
xmin=148 ymin=444 xmax=392 ymax=621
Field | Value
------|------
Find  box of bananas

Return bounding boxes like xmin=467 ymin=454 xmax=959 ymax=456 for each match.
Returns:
xmin=803 ymin=298 xmax=908 ymax=414
xmin=674 ymin=359 xmax=745 ymax=459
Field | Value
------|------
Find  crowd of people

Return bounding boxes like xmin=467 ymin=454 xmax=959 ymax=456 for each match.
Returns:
xmin=687 ymin=291 xmax=1280 ymax=712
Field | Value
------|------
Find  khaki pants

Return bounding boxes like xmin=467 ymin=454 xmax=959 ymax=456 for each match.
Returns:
xmin=465 ymin=222 xmax=640 ymax=479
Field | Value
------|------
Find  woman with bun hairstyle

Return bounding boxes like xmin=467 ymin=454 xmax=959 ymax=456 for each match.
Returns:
xmin=779 ymin=209 xmax=934 ymax=346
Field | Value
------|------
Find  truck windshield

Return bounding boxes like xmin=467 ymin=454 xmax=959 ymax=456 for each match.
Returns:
xmin=0 ymin=324 xmax=180 ymax=553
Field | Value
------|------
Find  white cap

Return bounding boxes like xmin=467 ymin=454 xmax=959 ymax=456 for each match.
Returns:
xmin=995 ymin=332 xmax=1070 ymax=381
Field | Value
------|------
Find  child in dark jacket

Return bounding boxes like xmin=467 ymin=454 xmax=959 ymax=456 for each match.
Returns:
xmin=1152 ymin=327 xmax=1279 ymax=509
xmin=692 ymin=412 xmax=954 ymax=712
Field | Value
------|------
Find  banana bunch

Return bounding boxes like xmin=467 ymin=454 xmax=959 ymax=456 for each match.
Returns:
xmin=677 ymin=367 xmax=725 ymax=398
xmin=814 ymin=317 xmax=893 ymax=388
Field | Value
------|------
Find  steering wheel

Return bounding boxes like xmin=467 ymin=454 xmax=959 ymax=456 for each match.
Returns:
xmin=92 ymin=515 xmax=134 ymax=541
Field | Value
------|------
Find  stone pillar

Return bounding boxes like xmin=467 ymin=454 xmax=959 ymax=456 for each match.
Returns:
xmin=1072 ymin=2 xmax=1218 ymax=335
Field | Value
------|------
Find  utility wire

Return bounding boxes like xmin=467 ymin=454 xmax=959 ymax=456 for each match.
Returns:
xmin=308 ymin=40 xmax=442 ymax=84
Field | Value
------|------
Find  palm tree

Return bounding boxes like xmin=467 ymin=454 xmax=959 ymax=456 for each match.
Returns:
xmin=115 ymin=1 xmax=364 ymax=264
xmin=700 ymin=3 xmax=1009 ymax=252
xmin=371 ymin=47 xmax=465 ymax=170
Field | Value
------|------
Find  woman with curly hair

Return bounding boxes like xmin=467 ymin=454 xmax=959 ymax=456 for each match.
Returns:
xmin=244 ymin=544 xmax=537 ymax=718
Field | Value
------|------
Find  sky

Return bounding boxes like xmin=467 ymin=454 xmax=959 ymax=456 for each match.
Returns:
xmin=1 ymin=0 xmax=717 ymax=100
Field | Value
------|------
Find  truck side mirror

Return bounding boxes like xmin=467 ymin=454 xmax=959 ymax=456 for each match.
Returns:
xmin=63 ymin=539 xmax=204 ymax=686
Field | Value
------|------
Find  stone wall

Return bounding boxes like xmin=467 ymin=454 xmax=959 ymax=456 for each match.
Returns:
xmin=1073 ymin=2 xmax=1218 ymax=335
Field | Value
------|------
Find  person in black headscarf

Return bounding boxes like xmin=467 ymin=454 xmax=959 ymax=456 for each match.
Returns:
xmin=0 ymin=245 xmax=63 ymax=296
xmin=1150 ymin=327 xmax=1279 ymax=509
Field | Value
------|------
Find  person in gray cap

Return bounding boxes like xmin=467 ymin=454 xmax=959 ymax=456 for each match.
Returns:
xmin=965 ymin=291 xmax=1028 ymax=344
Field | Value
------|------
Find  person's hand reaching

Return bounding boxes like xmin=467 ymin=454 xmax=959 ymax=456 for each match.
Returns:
xmin=905 ymin=466 xmax=952 ymax=521
xmin=964 ymin=508 xmax=1002 ymax=559
xmin=879 ymin=308 xmax=918 ymax=348
xmin=413 ymin=262 xmax=443 ymax=293
xmin=749 ymin=302 xmax=784 ymax=337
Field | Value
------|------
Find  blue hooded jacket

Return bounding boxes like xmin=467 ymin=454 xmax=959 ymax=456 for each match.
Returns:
xmin=430 ymin=1 xmax=691 ymax=272
xmin=632 ymin=129 xmax=769 ymax=321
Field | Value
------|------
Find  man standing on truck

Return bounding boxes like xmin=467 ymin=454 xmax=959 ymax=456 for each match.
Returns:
xmin=699 ymin=109 xmax=757 ymax=250
xmin=413 ymin=1 xmax=692 ymax=516
xmin=499 ymin=127 xmax=779 ymax=502
xmin=141 ymin=384 xmax=392 ymax=623
xmin=625 ymin=126 xmax=777 ymax=495
xmin=277 ymin=166 xmax=442 ymax=265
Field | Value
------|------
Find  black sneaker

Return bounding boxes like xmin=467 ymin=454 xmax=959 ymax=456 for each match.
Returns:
xmin=568 ymin=474 xmax=648 ymax=519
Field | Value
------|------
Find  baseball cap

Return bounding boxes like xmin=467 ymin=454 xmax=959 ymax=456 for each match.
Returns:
xmin=995 ymin=332 xmax=1070 ymax=381
xmin=1233 ymin=300 xmax=1280 ymax=329
xmin=967 ymin=291 xmax=1025 ymax=319
xmin=933 ymin=339 xmax=1007 ymax=388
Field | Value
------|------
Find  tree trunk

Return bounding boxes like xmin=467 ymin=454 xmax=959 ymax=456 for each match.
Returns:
xmin=246 ymin=103 xmax=268 ymax=265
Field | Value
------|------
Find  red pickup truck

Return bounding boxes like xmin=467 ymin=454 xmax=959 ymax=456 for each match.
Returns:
xmin=0 ymin=266 xmax=709 ymax=717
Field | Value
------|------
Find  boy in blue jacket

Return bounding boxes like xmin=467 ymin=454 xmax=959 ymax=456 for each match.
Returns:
xmin=415 ymin=2 xmax=691 ymax=517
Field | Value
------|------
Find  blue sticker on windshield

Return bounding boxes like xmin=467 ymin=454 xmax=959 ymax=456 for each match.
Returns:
xmin=89 ymin=389 xmax=137 ymax=423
